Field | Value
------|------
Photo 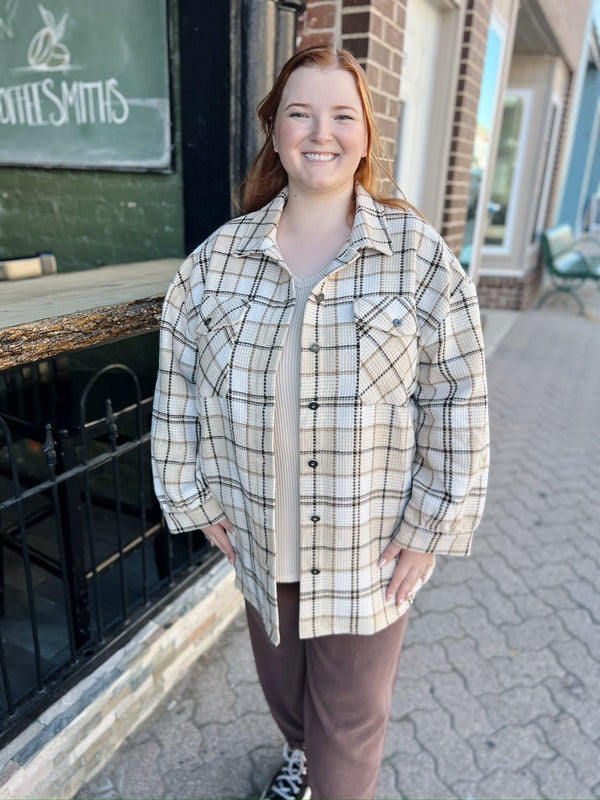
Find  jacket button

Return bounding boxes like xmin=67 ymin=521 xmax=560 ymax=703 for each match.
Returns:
xmin=311 ymin=515 xmax=320 ymax=522
xmin=308 ymin=401 xmax=319 ymax=410
xmin=309 ymin=343 xmax=320 ymax=353
xmin=308 ymin=459 xmax=318 ymax=468
xmin=311 ymin=568 xmax=320 ymax=575
xmin=392 ymin=318 xmax=402 ymax=327
xmin=315 ymin=293 xmax=325 ymax=303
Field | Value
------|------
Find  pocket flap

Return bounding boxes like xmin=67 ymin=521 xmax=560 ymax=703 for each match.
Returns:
xmin=353 ymin=295 xmax=418 ymax=336
xmin=197 ymin=294 xmax=248 ymax=332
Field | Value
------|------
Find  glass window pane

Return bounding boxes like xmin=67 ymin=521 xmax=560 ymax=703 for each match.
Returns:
xmin=484 ymin=96 xmax=524 ymax=246
xmin=460 ymin=26 xmax=503 ymax=270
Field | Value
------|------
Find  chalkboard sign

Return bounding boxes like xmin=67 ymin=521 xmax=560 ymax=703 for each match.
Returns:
xmin=0 ymin=1 xmax=172 ymax=170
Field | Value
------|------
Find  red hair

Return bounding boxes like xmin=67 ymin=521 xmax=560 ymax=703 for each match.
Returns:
xmin=242 ymin=46 xmax=411 ymax=214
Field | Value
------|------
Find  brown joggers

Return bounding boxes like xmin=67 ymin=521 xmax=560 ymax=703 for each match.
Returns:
xmin=245 ymin=583 xmax=409 ymax=800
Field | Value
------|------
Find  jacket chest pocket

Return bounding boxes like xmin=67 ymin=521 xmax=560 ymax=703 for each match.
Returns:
xmin=195 ymin=295 xmax=248 ymax=397
xmin=353 ymin=295 xmax=419 ymax=406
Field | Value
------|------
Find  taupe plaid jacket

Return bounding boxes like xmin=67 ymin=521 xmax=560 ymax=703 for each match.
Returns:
xmin=151 ymin=185 xmax=489 ymax=644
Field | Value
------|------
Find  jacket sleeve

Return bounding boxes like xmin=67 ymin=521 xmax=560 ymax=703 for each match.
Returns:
xmin=150 ymin=255 xmax=226 ymax=533
xmin=392 ymin=261 xmax=490 ymax=555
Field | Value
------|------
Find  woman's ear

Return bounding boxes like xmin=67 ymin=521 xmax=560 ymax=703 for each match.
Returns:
xmin=272 ymin=136 xmax=279 ymax=153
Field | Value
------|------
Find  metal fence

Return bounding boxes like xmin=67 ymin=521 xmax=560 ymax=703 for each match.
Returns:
xmin=0 ymin=362 xmax=218 ymax=744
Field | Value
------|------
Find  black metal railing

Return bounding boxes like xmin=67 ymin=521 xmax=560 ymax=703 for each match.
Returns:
xmin=0 ymin=362 xmax=219 ymax=744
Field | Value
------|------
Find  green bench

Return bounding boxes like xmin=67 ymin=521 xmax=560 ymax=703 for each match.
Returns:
xmin=538 ymin=224 xmax=600 ymax=313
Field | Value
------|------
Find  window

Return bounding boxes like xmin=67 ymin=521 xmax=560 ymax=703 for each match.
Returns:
xmin=484 ymin=91 xmax=530 ymax=249
xmin=460 ymin=21 xmax=504 ymax=270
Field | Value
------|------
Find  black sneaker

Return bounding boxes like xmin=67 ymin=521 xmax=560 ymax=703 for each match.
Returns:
xmin=260 ymin=743 xmax=311 ymax=799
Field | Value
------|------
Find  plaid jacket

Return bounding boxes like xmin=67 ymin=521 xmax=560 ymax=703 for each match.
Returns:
xmin=151 ymin=185 xmax=489 ymax=644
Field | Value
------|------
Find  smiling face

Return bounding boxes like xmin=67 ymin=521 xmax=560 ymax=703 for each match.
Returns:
xmin=272 ymin=66 xmax=368 ymax=200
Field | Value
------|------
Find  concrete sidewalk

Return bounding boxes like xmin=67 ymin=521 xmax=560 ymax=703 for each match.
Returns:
xmin=78 ymin=287 xmax=600 ymax=800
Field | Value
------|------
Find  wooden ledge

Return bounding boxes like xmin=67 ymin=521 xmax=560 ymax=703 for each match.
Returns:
xmin=0 ymin=259 xmax=181 ymax=370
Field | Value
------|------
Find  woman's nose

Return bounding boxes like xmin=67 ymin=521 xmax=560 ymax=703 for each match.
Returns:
xmin=310 ymin=117 xmax=332 ymax=142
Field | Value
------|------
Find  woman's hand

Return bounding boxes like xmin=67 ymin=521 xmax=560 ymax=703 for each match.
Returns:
xmin=202 ymin=518 xmax=236 ymax=565
xmin=377 ymin=542 xmax=434 ymax=605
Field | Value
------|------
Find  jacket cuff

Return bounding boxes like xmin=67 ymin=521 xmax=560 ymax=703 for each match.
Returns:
xmin=392 ymin=519 xmax=473 ymax=556
xmin=161 ymin=496 xmax=227 ymax=534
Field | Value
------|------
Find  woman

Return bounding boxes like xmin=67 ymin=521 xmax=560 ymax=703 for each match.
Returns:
xmin=152 ymin=46 xmax=489 ymax=800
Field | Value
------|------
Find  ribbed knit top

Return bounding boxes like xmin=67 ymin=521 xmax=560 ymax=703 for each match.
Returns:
xmin=274 ymin=262 xmax=337 ymax=581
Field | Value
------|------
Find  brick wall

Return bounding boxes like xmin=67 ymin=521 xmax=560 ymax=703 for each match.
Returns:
xmin=299 ymin=1 xmax=405 ymax=162
xmin=0 ymin=169 xmax=184 ymax=272
xmin=477 ymin=269 xmax=544 ymax=309
xmin=441 ymin=0 xmax=492 ymax=256
xmin=297 ymin=1 xmax=340 ymax=48
xmin=341 ymin=0 xmax=405 ymax=159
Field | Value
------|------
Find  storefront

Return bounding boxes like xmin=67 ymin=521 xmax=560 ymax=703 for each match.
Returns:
xmin=477 ymin=0 xmax=593 ymax=307
xmin=0 ymin=0 xmax=304 ymax=749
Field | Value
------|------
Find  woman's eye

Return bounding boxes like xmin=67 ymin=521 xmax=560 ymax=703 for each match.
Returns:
xmin=290 ymin=112 xmax=307 ymax=118
xmin=336 ymin=114 xmax=353 ymax=121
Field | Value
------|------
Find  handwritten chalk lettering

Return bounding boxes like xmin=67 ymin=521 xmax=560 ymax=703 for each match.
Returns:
xmin=0 ymin=77 xmax=129 ymax=126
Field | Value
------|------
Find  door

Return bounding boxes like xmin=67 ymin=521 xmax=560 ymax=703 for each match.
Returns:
xmin=394 ymin=0 xmax=441 ymax=209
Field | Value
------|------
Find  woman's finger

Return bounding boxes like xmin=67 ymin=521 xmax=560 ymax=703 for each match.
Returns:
xmin=379 ymin=548 xmax=434 ymax=605
xmin=377 ymin=541 xmax=401 ymax=568
xmin=202 ymin=519 xmax=236 ymax=565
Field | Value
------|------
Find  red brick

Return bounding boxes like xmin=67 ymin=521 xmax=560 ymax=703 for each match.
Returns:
xmin=373 ymin=0 xmax=395 ymax=19
xmin=380 ymin=69 xmax=400 ymax=96
xmin=386 ymin=96 xmax=399 ymax=118
xmin=394 ymin=2 xmax=407 ymax=27
xmin=342 ymin=11 xmax=370 ymax=34
xmin=370 ymin=11 xmax=383 ymax=38
xmin=383 ymin=19 xmax=402 ymax=49
xmin=343 ymin=35 xmax=369 ymax=59
xmin=369 ymin=38 xmax=391 ymax=69
xmin=307 ymin=4 xmax=337 ymax=30
xmin=297 ymin=31 xmax=336 ymax=50
xmin=378 ymin=116 xmax=398 ymax=140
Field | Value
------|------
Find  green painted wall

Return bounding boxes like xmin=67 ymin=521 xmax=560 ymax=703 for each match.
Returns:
xmin=0 ymin=168 xmax=184 ymax=272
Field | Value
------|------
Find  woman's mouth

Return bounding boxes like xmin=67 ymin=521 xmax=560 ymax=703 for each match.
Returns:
xmin=303 ymin=153 xmax=338 ymax=161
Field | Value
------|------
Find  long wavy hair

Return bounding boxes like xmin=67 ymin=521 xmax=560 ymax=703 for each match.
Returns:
xmin=242 ymin=45 xmax=412 ymax=215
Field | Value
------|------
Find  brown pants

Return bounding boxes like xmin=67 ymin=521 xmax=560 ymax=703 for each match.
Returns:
xmin=245 ymin=583 xmax=409 ymax=800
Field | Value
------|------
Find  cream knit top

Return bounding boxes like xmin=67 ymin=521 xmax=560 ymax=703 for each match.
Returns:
xmin=274 ymin=262 xmax=336 ymax=581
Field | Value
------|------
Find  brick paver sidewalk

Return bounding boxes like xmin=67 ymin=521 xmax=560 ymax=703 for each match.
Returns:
xmin=78 ymin=290 xmax=600 ymax=800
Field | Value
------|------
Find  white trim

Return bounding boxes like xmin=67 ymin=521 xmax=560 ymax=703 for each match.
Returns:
xmin=534 ymin=94 xmax=563 ymax=238
xmin=479 ymin=267 xmax=537 ymax=278
xmin=394 ymin=0 xmax=442 ymax=210
xmin=430 ymin=0 xmax=461 ymax=9
xmin=482 ymin=88 xmax=533 ymax=256
xmin=419 ymin=0 xmax=466 ymax=227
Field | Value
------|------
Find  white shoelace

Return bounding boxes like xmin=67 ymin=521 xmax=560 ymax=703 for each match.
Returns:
xmin=269 ymin=743 xmax=307 ymax=799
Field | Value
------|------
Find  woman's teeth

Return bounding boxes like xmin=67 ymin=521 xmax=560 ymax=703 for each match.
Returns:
xmin=304 ymin=153 xmax=337 ymax=161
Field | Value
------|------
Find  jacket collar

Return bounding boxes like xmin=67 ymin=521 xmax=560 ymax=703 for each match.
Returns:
xmin=234 ymin=183 xmax=394 ymax=259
